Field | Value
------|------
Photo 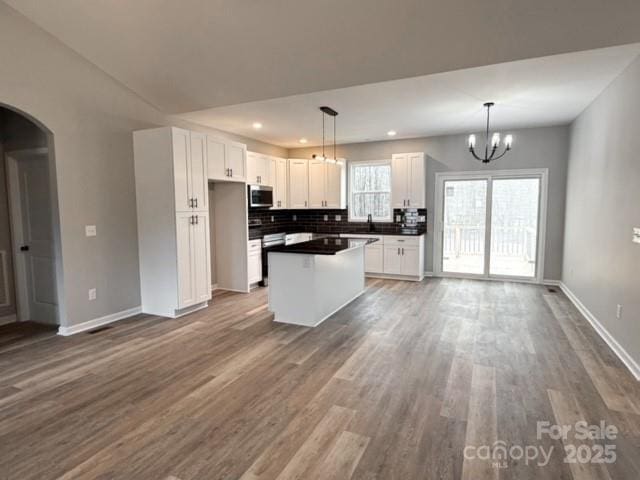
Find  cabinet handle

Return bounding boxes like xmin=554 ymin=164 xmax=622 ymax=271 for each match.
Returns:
xmin=194 ymin=198 xmax=198 ymax=208
xmin=407 ymin=199 xmax=410 ymax=206
xmin=397 ymin=247 xmax=400 ymax=255
xmin=230 ymin=168 xmax=233 ymax=177
xmin=195 ymin=215 xmax=199 ymax=224
xmin=304 ymin=200 xmax=307 ymax=207
xmin=402 ymin=247 xmax=405 ymax=255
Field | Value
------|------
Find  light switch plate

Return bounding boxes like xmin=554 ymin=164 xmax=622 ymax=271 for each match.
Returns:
xmin=633 ymin=227 xmax=640 ymax=244
xmin=88 ymin=288 xmax=97 ymax=301
xmin=335 ymin=215 xmax=342 ymax=221
xmin=323 ymin=215 xmax=328 ymax=221
xmin=85 ymin=225 xmax=97 ymax=237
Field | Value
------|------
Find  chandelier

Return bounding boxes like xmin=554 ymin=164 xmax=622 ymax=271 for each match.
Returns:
xmin=468 ymin=102 xmax=513 ymax=163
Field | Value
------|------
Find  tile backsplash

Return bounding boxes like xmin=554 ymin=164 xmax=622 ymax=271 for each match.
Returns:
xmin=248 ymin=208 xmax=427 ymax=239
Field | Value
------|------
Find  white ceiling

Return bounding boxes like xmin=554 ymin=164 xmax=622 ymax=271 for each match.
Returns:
xmin=5 ymin=0 xmax=640 ymax=114
xmin=179 ymin=45 xmax=640 ymax=147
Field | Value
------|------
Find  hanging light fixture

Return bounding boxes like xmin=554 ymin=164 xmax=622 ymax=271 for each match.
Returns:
xmin=312 ymin=106 xmax=338 ymax=163
xmin=468 ymin=102 xmax=513 ymax=163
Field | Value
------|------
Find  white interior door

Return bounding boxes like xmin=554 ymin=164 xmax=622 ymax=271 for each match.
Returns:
xmin=436 ymin=170 xmax=547 ymax=282
xmin=14 ymin=152 xmax=58 ymax=324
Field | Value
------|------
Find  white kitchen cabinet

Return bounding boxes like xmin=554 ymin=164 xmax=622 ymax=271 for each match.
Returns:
xmin=340 ymin=233 xmax=424 ymax=280
xmin=308 ymin=160 xmax=345 ymax=208
xmin=308 ymin=159 xmax=326 ymax=208
xmin=134 ymin=126 xmax=212 ymax=318
xmin=272 ymin=157 xmax=288 ymax=209
xmin=247 ymin=152 xmax=272 ymax=186
xmin=325 ymin=162 xmax=346 ymax=208
xmin=392 ymin=152 xmax=425 ymax=208
xmin=207 ymin=136 xmax=247 ymax=182
xmin=176 ymin=212 xmax=211 ymax=307
xmin=288 ymin=159 xmax=309 ymax=208
xmin=248 ymin=239 xmax=263 ymax=285
xmin=171 ymin=129 xmax=208 ymax=212
xmin=364 ymin=244 xmax=384 ymax=273
xmin=383 ymin=245 xmax=403 ymax=275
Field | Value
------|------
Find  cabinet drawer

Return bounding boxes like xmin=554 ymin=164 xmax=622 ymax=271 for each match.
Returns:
xmin=384 ymin=235 xmax=421 ymax=246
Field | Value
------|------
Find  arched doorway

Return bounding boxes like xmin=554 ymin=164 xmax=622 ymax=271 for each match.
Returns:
xmin=0 ymin=104 xmax=65 ymax=327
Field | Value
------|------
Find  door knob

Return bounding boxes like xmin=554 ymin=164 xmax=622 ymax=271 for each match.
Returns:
xmin=20 ymin=245 xmax=29 ymax=252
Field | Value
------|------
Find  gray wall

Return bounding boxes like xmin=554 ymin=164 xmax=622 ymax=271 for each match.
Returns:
xmin=289 ymin=125 xmax=570 ymax=279
xmin=0 ymin=4 xmax=285 ymax=328
xmin=563 ymin=55 xmax=640 ymax=366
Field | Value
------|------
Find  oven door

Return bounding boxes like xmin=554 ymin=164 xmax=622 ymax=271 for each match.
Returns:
xmin=248 ymin=185 xmax=274 ymax=208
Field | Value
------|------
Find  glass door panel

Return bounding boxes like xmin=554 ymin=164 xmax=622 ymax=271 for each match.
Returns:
xmin=489 ymin=178 xmax=540 ymax=278
xmin=442 ymin=179 xmax=488 ymax=275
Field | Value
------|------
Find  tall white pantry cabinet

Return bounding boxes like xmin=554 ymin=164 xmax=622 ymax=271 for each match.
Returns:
xmin=134 ymin=127 xmax=212 ymax=318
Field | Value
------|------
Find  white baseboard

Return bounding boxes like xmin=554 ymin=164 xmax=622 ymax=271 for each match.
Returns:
xmin=424 ymin=271 xmax=434 ymax=277
xmin=57 ymin=306 xmax=142 ymax=336
xmin=543 ymin=279 xmax=561 ymax=286
xmin=559 ymin=282 xmax=640 ymax=381
xmin=0 ymin=314 xmax=17 ymax=326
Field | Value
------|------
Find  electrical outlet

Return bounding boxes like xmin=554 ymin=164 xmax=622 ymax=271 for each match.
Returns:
xmin=633 ymin=227 xmax=640 ymax=244
xmin=85 ymin=225 xmax=97 ymax=237
xmin=88 ymin=288 xmax=97 ymax=301
xmin=270 ymin=216 xmax=274 ymax=222
xmin=616 ymin=304 xmax=623 ymax=319
xmin=335 ymin=215 xmax=342 ymax=221
xmin=395 ymin=215 xmax=401 ymax=222
xmin=293 ymin=215 xmax=297 ymax=221
xmin=323 ymin=215 xmax=328 ymax=221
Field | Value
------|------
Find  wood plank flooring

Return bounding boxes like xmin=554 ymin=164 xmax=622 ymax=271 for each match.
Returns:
xmin=1 ymin=278 xmax=639 ymax=479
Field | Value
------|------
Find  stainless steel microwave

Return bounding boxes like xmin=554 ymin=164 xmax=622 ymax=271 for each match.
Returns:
xmin=248 ymin=184 xmax=273 ymax=208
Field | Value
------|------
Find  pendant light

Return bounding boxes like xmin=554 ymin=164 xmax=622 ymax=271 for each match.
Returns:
xmin=312 ymin=106 xmax=338 ymax=163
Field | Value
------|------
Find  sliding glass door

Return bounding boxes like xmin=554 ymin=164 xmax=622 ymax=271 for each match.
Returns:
xmin=442 ymin=179 xmax=488 ymax=275
xmin=437 ymin=171 xmax=546 ymax=281
xmin=489 ymin=178 xmax=540 ymax=278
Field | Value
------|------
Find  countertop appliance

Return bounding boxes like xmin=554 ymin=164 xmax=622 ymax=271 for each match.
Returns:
xmin=260 ymin=232 xmax=286 ymax=286
xmin=248 ymin=184 xmax=273 ymax=208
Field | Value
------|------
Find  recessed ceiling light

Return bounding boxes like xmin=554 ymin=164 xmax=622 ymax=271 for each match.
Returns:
xmin=252 ymin=122 xmax=263 ymax=129
xmin=299 ymin=138 xmax=308 ymax=144
xmin=387 ymin=130 xmax=397 ymax=137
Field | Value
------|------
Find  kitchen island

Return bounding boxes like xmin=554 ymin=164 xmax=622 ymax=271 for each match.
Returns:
xmin=268 ymin=237 xmax=377 ymax=327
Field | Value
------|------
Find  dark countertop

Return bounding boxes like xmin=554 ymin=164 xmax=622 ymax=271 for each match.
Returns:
xmin=268 ymin=237 xmax=378 ymax=255
xmin=249 ymin=227 xmax=426 ymax=240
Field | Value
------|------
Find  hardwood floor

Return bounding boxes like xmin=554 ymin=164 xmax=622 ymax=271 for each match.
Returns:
xmin=1 ymin=278 xmax=639 ymax=479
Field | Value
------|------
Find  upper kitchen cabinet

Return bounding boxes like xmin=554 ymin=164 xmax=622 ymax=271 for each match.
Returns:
xmin=167 ymin=128 xmax=208 ymax=212
xmin=288 ymin=159 xmax=309 ymax=208
xmin=271 ymin=157 xmax=288 ymax=209
xmin=247 ymin=152 xmax=272 ymax=186
xmin=309 ymin=160 xmax=346 ymax=208
xmin=207 ymin=136 xmax=247 ymax=183
xmin=391 ymin=152 xmax=425 ymax=208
